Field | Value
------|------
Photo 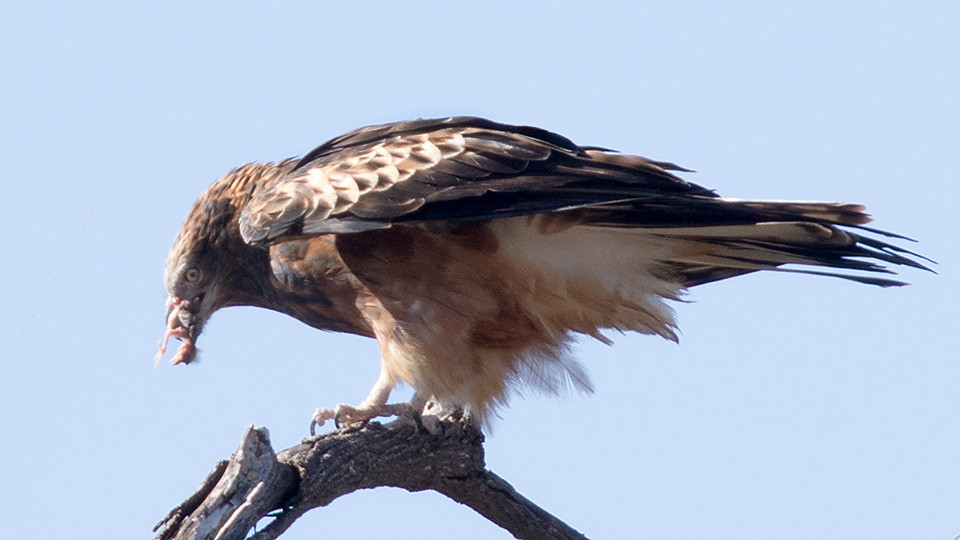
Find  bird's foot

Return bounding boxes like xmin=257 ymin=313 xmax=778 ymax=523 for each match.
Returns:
xmin=416 ymin=400 xmax=469 ymax=435
xmin=310 ymin=401 xmax=413 ymax=435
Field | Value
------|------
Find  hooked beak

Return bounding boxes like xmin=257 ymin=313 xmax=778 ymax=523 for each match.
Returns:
xmin=155 ymin=293 xmax=206 ymax=365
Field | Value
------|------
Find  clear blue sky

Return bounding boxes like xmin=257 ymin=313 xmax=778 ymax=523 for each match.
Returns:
xmin=1 ymin=2 xmax=957 ymax=539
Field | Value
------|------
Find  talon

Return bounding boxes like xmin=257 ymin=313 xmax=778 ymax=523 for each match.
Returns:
xmin=309 ymin=402 xmax=414 ymax=435
xmin=310 ymin=407 xmax=337 ymax=436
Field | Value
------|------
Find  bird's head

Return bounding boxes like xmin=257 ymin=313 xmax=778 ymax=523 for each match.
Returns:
xmin=156 ymin=188 xmax=241 ymax=365
xmin=156 ymin=161 xmax=295 ymax=366
xmin=157 ymin=241 xmax=223 ymax=365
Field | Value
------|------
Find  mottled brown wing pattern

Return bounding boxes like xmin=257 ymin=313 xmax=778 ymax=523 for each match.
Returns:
xmin=239 ymin=120 xmax=570 ymax=243
xmin=234 ymin=116 xmax=929 ymax=288
xmin=239 ymin=131 xmax=456 ymax=241
xmin=237 ymin=117 xmax=700 ymax=244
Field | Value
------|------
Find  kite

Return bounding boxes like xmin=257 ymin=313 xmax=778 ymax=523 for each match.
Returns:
xmin=157 ymin=116 xmax=928 ymax=430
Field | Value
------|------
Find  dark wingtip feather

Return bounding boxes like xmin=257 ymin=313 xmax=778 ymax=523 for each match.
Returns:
xmin=852 ymin=235 xmax=937 ymax=272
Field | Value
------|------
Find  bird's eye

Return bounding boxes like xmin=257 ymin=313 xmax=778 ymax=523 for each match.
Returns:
xmin=184 ymin=268 xmax=201 ymax=282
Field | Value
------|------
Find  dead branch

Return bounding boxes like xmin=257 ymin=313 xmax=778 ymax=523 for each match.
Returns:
xmin=153 ymin=418 xmax=588 ymax=540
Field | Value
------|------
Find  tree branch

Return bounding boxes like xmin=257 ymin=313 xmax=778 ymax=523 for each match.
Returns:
xmin=153 ymin=418 xmax=588 ymax=540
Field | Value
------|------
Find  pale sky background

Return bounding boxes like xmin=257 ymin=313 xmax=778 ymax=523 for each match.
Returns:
xmin=1 ymin=2 xmax=958 ymax=539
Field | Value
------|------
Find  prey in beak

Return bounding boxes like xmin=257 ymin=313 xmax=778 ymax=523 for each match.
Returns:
xmin=155 ymin=293 xmax=205 ymax=365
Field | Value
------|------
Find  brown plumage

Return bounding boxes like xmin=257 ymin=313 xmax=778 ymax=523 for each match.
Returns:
xmin=158 ymin=116 xmax=930 ymax=429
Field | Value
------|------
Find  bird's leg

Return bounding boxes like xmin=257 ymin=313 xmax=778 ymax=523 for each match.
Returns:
xmin=311 ymin=367 xmax=412 ymax=435
xmin=410 ymin=391 xmax=430 ymax=416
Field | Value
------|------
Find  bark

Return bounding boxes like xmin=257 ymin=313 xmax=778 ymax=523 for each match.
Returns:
xmin=153 ymin=418 xmax=588 ymax=540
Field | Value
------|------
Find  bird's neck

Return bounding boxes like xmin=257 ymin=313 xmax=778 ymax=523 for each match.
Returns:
xmin=261 ymin=237 xmax=376 ymax=338
xmin=204 ymin=160 xmax=376 ymax=338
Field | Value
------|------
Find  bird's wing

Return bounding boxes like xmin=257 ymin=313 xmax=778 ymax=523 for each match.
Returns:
xmin=237 ymin=117 xmax=930 ymax=287
xmin=237 ymin=116 xmax=706 ymax=243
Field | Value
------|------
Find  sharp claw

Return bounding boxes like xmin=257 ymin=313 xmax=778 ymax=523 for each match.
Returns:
xmin=309 ymin=402 xmax=414 ymax=435
xmin=310 ymin=407 xmax=336 ymax=436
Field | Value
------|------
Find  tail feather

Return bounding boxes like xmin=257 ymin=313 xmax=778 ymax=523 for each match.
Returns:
xmin=578 ymin=198 xmax=933 ymax=288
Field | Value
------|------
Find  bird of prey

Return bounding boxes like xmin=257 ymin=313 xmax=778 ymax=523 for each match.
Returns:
xmin=157 ymin=116 xmax=928 ymax=431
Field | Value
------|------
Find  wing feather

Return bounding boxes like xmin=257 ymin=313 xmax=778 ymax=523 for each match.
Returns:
xmin=238 ymin=116 xmax=696 ymax=243
xmin=235 ymin=116 xmax=929 ymax=285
